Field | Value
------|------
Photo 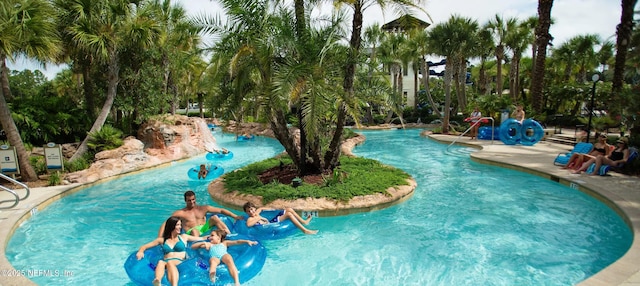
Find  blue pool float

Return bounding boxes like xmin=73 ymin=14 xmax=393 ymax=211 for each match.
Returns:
xmin=477 ymin=126 xmax=499 ymax=140
xmin=206 ymin=151 xmax=234 ymax=161
xmin=124 ymin=234 xmax=266 ymax=286
xmin=187 ymin=165 xmax=224 ymax=180
xmin=236 ymin=135 xmax=255 ymax=141
xmin=234 ymin=210 xmax=298 ymax=240
xmin=520 ymin=119 xmax=545 ymax=146
xmin=499 ymin=118 xmax=522 ymax=145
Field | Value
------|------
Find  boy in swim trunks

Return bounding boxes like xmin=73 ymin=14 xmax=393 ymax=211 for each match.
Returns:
xmin=191 ymin=229 xmax=257 ymax=285
xmin=242 ymin=202 xmax=318 ymax=235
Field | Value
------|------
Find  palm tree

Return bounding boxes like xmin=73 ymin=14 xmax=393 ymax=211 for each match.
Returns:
xmin=326 ymin=0 xmax=426 ymax=169
xmin=68 ymin=0 xmax=158 ymax=162
xmin=379 ymin=32 xmax=407 ymax=123
xmin=0 ymin=0 xmax=60 ymax=181
xmin=504 ymin=19 xmax=532 ymax=103
xmin=611 ymin=0 xmax=638 ymax=115
xmin=363 ymin=24 xmax=386 ymax=123
xmin=475 ymin=28 xmax=495 ymax=95
xmin=142 ymin=0 xmax=201 ymax=114
xmin=571 ymin=34 xmax=600 ymax=83
xmin=531 ymin=0 xmax=554 ymax=113
xmin=410 ymin=29 xmax=444 ymax=116
xmin=486 ymin=15 xmax=512 ymax=96
xmin=427 ymin=15 xmax=478 ymax=133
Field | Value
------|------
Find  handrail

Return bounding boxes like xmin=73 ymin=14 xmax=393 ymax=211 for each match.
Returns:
xmin=0 ymin=185 xmax=20 ymax=209
xmin=0 ymin=173 xmax=30 ymax=201
xmin=446 ymin=117 xmax=495 ymax=151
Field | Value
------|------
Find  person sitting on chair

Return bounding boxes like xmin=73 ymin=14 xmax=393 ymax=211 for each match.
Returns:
xmin=563 ymin=133 xmax=611 ymax=170
xmin=572 ymin=137 xmax=630 ymax=175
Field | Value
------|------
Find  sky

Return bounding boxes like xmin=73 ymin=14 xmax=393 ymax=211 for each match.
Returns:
xmin=8 ymin=0 xmax=626 ymax=79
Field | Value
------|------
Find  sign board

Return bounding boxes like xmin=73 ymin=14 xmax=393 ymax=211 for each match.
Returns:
xmin=0 ymin=145 xmax=19 ymax=175
xmin=44 ymin=143 xmax=64 ymax=171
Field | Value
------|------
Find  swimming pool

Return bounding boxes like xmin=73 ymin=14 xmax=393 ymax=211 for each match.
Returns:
xmin=7 ymin=129 xmax=632 ymax=285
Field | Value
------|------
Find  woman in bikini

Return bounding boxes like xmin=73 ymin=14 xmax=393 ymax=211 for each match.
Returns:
xmin=136 ymin=216 xmax=203 ymax=286
xmin=572 ymin=137 xmax=630 ymax=175
xmin=191 ymin=229 xmax=257 ymax=285
xmin=563 ymin=133 xmax=611 ymax=170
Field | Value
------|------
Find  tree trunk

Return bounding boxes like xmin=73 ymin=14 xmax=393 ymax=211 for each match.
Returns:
xmin=530 ymin=0 xmax=554 ymax=112
xmin=70 ymin=49 xmax=121 ymax=162
xmin=269 ymin=109 xmax=300 ymax=166
xmin=325 ymin=0 xmax=364 ymax=171
xmin=442 ymin=58 xmax=453 ymax=134
xmin=0 ymin=56 xmax=38 ymax=181
xmin=420 ymin=58 xmax=441 ymax=116
xmin=495 ymin=45 xmax=504 ymax=95
xmin=610 ymin=0 xmax=638 ymax=116
xmin=81 ymin=57 xmax=96 ymax=118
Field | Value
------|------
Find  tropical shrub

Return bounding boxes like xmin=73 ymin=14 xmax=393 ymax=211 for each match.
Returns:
xmin=87 ymin=125 xmax=124 ymax=152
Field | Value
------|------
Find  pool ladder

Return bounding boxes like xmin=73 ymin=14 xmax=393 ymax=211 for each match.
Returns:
xmin=0 ymin=173 xmax=30 ymax=209
xmin=446 ymin=117 xmax=495 ymax=152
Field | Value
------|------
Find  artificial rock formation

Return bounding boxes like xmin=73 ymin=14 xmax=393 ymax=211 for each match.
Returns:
xmin=65 ymin=115 xmax=215 ymax=184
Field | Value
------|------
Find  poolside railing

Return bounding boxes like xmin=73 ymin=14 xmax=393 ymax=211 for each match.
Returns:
xmin=0 ymin=173 xmax=30 ymax=209
xmin=446 ymin=116 xmax=495 ymax=151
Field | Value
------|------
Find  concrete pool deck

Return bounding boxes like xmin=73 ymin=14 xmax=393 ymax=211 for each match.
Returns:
xmin=0 ymin=134 xmax=639 ymax=285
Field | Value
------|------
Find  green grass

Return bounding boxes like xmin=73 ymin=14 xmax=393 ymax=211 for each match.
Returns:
xmin=223 ymin=156 xmax=411 ymax=203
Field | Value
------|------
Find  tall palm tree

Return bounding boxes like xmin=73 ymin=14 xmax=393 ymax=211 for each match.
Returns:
xmin=427 ymin=15 xmax=478 ymax=133
xmin=611 ymin=0 xmax=638 ymax=115
xmin=504 ymin=19 xmax=532 ymax=102
xmin=68 ymin=0 xmax=158 ymax=162
xmin=570 ymin=34 xmax=600 ymax=83
xmin=143 ymin=0 xmax=201 ymax=114
xmin=363 ymin=24 xmax=386 ymax=122
xmin=379 ymin=32 xmax=406 ymax=122
xmin=486 ymin=15 xmax=512 ymax=96
xmin=0 ymin=0 xmax=60 ymax=181
xmin=531 ymin=0 xmax=554 ymax=113
xmin=475 ymin=28 xmax=495 ymax=95
xmin=410 ymin=29 xmax=442 ymax=116
xmin=326 ymin=0 xmax=426 ymax=169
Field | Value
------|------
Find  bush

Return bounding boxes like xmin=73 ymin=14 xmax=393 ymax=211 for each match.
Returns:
xmin=64 ymin=155 xmax=91 ymax=172
xmin=48 ymin=171 xmax=62 ymax=186
xmin=29 ymin=156 xmax=48 ymax=175
xmin=87 ymin=125 xmax=124 ymax=152
xmin=223 ymin=155 xmax=411 ymax=203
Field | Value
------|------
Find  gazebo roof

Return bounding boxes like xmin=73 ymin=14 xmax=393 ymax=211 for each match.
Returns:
xmin=381 ymin=15 xmax=430 ymax=32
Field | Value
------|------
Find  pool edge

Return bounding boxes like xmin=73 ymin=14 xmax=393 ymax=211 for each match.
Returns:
xmin=430 ymin=134 xmax=640 ymax=286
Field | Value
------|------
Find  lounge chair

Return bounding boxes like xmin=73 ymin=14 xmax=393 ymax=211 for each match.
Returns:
xmin=553 ymin=142 xmax=593 ymax=166
xmin=586 ymin=147 xmax=639 ymax=175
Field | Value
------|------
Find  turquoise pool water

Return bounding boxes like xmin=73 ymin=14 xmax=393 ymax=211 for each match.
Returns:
xmin=7 ymin=129 xmax=632 ymax=285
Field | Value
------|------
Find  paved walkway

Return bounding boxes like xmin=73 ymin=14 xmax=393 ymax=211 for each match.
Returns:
xmin=0 ymin=134 xmax=639 ymax=285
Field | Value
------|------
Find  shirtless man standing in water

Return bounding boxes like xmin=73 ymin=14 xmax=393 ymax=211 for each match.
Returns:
xmin=158 ymin=191 xmax=242 ymax=237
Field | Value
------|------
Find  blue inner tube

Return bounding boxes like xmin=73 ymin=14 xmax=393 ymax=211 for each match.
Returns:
xmin=237 ymin=135 xmax=255 ymax=141
xmin=477 ymin=126 xmax=499 ymax=140
xmin=499 ymin=118 xmax=522 ymax=145
xmin=234 ymin=211 xmax=298 ymax=240
xmin=187 ymin=165 xmax=224 ymax=180
xmin=206 ymin=151 xmax=234 ymax=161
xmin=124 ymin=234 xmax=266 ymax=285
xmin=520 ymin=119 xmax=545 ymax=146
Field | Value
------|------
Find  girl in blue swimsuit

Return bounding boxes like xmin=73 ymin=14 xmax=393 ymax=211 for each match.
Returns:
xmin=191 ymin=229 xmax=257 ymax=285
xmin=136 ymin=216 xmax=203 ymax=286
